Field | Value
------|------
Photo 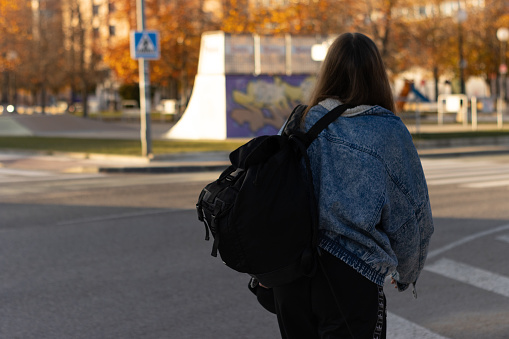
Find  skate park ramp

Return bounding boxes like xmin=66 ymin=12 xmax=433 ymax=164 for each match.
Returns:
xmin=165 ymin=31 xmax=332 ymax=140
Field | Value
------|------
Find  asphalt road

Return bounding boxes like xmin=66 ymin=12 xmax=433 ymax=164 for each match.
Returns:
xmin=1 ymin=154 xmax=509 ymax=338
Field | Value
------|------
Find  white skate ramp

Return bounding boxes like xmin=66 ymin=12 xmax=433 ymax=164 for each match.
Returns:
xmin=166 ymin=31 xmax=227 ymax=140
xmin=166 ymin=74 xmax=226 ymax=140
xmin=166 ymin=31 xmax=325 ymax=140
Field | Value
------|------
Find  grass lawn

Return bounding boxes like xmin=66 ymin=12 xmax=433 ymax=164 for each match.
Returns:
xmin=0 ymin=137 xmax=247 ymax=156
xmin=1 ymin=130 xmax=509 ymax=156
xmin=411 ymin=130 xmax=509 ymax=141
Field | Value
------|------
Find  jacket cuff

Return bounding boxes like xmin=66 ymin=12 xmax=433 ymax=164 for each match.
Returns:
xmin=396 ymin=281 xmax=410 ymax=292
xmin=391 ymin=272 xmax=410 ymax=291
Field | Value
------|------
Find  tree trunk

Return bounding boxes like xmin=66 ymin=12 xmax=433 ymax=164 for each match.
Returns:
xmin=82 ymin=79 xmax=88 ymax=118
xmin=1 ymin=71 xmax=9 ymax=104
xmin=41 ymin=84 xmax=46 ymax=114
xmin=434 ymin=66 xmax=439 ymax=101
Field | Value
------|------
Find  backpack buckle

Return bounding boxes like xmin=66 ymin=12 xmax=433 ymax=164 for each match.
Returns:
xmin=226 ymin=168 xmax=244 ymax=181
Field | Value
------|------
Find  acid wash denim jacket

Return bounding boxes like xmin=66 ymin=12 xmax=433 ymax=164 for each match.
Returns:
xmin=303 ymin=99 xmax=434 ymax=292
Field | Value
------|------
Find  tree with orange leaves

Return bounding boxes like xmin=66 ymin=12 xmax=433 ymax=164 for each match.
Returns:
xmin=103 ymin=0 xmax=216 ymax=108
xmin=104 ymin=0 xmax=509 ymax=105
xmin=221 ymin=0 xmax=353 ymax=36
xmin=0 ymin=0 xmax=31 ymax=105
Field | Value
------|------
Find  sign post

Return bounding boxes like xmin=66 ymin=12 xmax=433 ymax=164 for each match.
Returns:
xmin=130 ymin=0 xmax=160 ymax=158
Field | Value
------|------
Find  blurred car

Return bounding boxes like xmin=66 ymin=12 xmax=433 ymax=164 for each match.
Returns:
xmin=121 ymin=100 xmax=140 ymax=120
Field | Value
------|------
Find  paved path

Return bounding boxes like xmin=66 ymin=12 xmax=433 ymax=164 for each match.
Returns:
xmin=0 ymin=114 xmax=173 ymax=139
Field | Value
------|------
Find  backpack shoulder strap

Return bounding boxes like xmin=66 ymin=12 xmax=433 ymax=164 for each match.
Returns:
xmin=304 ymin=104 xmax=354 ymax=146
xmin=282 ymin=104 xmax=307 ymax=136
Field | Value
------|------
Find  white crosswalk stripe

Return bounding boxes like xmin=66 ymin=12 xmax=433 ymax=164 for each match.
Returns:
xmin=496 ymin=234 xmax=509 ymax=244
xmin=426 ymin=173 xmax=509 ymax=186
xmin=388 ymin=226 xmax=509 ymax=339
xmin=462 ymin=179 xmax=509 ymax=188
xmin=421 ymin=158 xmax=509 ymax=188
xmin=424 ymin=166 xmax=509 ymax=179
xmin=391 ymin=251 xmax=509 ymax=337
xmin=0 ymin=168 xmax=100 ymax=184
xmin=414 ymin=228 xmax=509 ymax=337
xmin=387 ymin=313 xmax=450 ymax=339
xmin=425 ymin=258 xmax=509 ymax=298
xmin=0 ymin=167 xmax=51 ymax=177
xmin=0 ymin=168 xmax=58 ymax=184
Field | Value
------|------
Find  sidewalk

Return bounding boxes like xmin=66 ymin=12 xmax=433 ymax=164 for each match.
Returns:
xmin=0 ymin=150 xmax=231 ymax=174
xmin=2 ymin=143 xmax=509 ymax=175
xmin=1 ymin=113 xmax=509 ymax=174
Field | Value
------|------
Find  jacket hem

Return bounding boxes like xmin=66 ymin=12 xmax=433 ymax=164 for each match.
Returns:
xmin=319 ymin=237 xmax=386 ymax=286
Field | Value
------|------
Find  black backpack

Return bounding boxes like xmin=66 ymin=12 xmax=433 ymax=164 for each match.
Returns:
xmin=196 ymin=104 xmax=352 ymax=288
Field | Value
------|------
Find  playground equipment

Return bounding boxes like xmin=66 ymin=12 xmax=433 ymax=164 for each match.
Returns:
xmin=165 ymin=31 xmax=332 ymax=140
xmin=396 ymin=80 xmax=430 ymax=112
xmin=437 ymin=94 xmax=468 ymax=126
xmin=436 ymin=94 xmax=503 ymax=130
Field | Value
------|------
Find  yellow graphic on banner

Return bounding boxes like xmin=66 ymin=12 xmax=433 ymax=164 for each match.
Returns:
xmin=230 ymin=76 xmax=315 ymax=132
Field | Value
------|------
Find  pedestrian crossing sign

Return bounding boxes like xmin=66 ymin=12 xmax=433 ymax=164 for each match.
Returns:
xmin=130 ymin=30 xmax=160 ymax=60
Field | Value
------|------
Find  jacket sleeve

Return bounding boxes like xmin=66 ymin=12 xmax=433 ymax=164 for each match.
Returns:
xmin=385 ymin=184 xmax=434 ymax=292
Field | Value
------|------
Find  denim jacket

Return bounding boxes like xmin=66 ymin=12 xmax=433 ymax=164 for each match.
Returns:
xmin=303 ymin=99 xmax=434 ymax=291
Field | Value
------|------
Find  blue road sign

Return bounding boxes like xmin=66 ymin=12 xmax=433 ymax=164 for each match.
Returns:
xmin=130 ymin=31 xmax=160 ymax=60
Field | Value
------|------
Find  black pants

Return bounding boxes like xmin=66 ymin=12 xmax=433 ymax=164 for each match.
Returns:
xmin=272 ymin=251 xmax=387 ymax=339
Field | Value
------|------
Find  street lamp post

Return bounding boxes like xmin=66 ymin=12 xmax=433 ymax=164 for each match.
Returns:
xmin=496 ymin=27 xmax=508 ymax=129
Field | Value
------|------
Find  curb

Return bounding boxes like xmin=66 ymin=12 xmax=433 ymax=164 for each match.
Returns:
xmin=0 ymin=148 xmax=151 ymax=163
xmin=414 ymin=136 xmax=509 ymax=149
xmin=98 ymin=164 xmax=230 ymax=174
xmin=96 ymin=146 xmax=509 ymax=174
xmin=418 ymin=147 xmax=509 ymax=158
xmin=3 ymin=136 xmax=509 ymax=175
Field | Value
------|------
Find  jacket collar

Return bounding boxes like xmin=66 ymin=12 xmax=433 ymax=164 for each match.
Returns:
xmin=319 ymin=98 xmax=374 ymax=117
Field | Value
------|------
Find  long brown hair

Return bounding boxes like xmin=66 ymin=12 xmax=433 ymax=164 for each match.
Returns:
xmin=304 ymin=32 xmax=395 ymax=119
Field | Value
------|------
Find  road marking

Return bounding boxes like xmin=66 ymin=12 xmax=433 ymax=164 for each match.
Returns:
xmin=427 ymin=223 xmax=509 ymax=259
xmin=56 ymin=209 xmax=180 ymax=226
xmin=423 ymin=162 xmax=496 ymax=172
xmin=424 ymin=167 xmax=509 ymax=179
xmin=387 ymin=312 xmax=450 ymax=339
xmin=421 ymin=159 xmax=509 ymax=188
xmin=425 ymin=258 xmax=509 ymax=298
xmin=0 ymin=171 xmax=221 ymax=197
xmin=461 ymin=179 xmax=509 ymax=188
xmin=0 ymin=168 xmax=52 ymax=176
xmin=0 ymin=173 xmax=104 ymax=185
xmin=496 ymin=234 xmax=509 ymax=244
xmin=426 ymin=173 xmax=509 ymax=186
xmin=421 ymin=159 xmax=496 ymax=168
